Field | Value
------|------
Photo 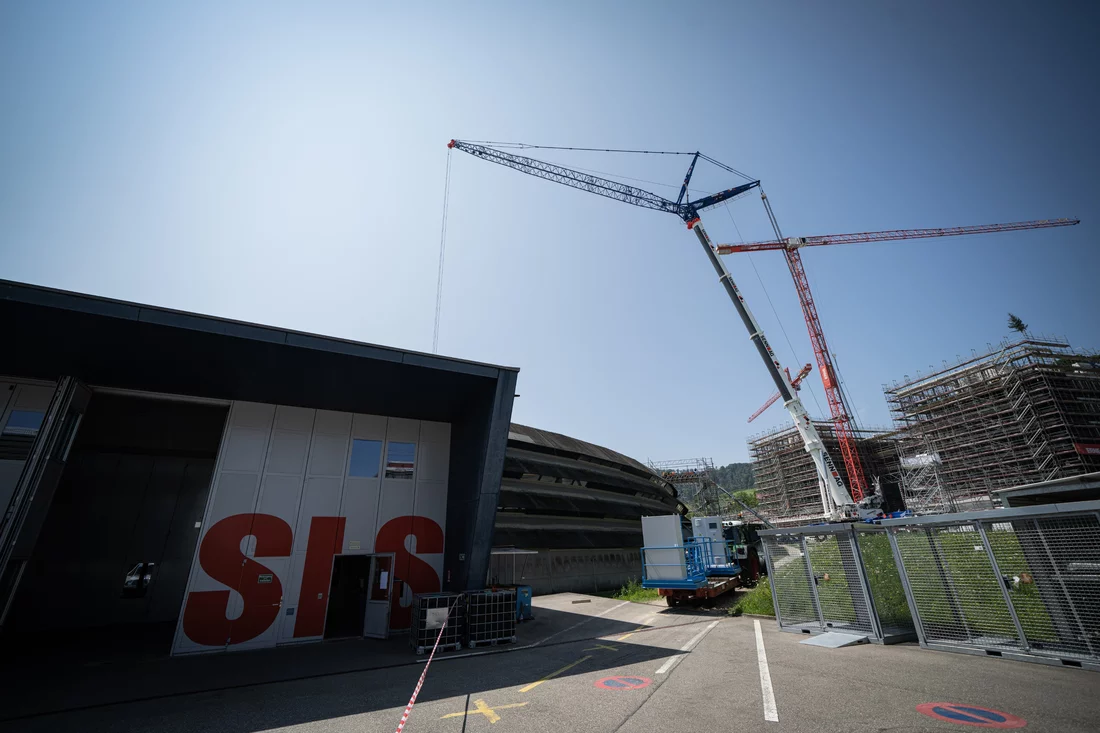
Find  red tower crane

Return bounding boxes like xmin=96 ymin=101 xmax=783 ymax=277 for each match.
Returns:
xmin=718 ymin=215 xmax=1080 ymax=500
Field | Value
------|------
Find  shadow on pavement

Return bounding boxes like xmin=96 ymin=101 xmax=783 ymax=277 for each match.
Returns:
xmin=0 ymin=599 xmax=699 ymax=726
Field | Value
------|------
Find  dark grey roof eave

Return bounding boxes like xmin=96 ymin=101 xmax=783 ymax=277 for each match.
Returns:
xmin=0 ymin=279 xmax=518 ymax=380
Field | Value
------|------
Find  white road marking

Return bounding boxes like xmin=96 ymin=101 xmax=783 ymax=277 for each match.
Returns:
xmin=656 ymin=619 xmax=719 ymax=674
xmin=536 ymin=600 xmax=630 ymax=647
xmin=754 ymin=619 xmax=779 ymax=722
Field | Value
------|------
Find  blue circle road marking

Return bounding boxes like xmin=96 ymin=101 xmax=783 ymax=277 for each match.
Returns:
xmin=595 ymin=676 xmax=652 ymax=690
xmin=916 ymin=702 xmax=1026 ymax=728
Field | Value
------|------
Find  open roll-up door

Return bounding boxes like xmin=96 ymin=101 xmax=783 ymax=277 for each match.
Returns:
xmin=0 ymin=376 xmax=91 ymax=625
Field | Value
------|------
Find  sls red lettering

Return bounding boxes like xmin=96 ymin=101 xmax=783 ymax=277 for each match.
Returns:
xmin=375 ymin=516 xmax=444 ymax=629
xmin=293 ymin=516 xmax=346 ymax=637
xmin=182 ymin=514 xmax=292 ymax=646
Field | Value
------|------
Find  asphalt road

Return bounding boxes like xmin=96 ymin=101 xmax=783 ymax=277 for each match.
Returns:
xmin=6 ymin=596 xmax=1099 ymax=732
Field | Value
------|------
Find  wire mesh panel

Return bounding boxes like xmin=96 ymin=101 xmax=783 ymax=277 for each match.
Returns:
xmin=409 ymin=593 xmax=465 ymax=654
xmin=884 ymin=502 xmax=1100 ymax=669
xmin=982 ymin=515 xmax=1100 ymax=661
xmin=855 ymin=527 xmax=914 ymax=638
xmin=466 ymin=589 xmax=517 ymax=647
xmin=890 ymin=524 xmax=1020 ymax=649
xmin=762 ymin=534 xmax=819 ymax=631
xmin=761 ymin=526 xmax=913 ymax=643
xmin=804 ymin=532 xmax=875 ymax=635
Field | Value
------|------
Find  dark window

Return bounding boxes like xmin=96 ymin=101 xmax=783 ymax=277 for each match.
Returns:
xmin=2 ymin=410 xmax=44 ymax=436
xmin=349 ymin=439 xmax=383 ymax=478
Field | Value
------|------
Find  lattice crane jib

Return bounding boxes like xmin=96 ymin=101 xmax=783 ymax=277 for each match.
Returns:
xmin=721 ymin=213 xmax=1080 ymax=502
xmin=449 ymin=140 xmax=858 ymax=519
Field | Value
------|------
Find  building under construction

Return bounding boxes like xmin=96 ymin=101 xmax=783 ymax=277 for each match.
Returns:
xmin=885 ymin=337 xmax=1100 ymax=513
xmin=749 ymin=423 xmax=900 ymax=525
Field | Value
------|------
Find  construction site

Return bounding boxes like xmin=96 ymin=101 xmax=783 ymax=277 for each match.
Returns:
xmin=749 ymin=424 xmax=901 ymax=526
xmin=886 ymin=336 xmax=1100 ymax=513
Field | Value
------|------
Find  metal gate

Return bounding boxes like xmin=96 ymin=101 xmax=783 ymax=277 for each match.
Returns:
xmin=883 ymin=500 xmax=1100 ymax=670
xmin=759 ymin=525 xmax=916 ymax=644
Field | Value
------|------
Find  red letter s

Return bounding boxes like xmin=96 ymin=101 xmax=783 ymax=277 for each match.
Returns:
xmin=182 ymin=514 xmax=292 ymax=646
xmin=375 ymin=516 xmax=444 ymax=629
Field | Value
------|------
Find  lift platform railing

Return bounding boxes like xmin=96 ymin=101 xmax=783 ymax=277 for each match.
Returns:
xmin=686 ymin=536 xmax=742 ymax=577
xmin=640 ymin=542 xmax=708 ymax=589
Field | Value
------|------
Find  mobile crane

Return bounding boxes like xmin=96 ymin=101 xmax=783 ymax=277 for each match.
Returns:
xmin=447 ymin=140 xmax=865 ymax=520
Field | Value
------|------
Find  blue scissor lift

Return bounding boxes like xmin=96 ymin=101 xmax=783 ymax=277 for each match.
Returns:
xmin=641 ymin=536 xmax=742 ymax=607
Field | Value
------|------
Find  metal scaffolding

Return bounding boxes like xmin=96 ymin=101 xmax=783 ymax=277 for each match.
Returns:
xmin=748 ymin=424 xmax=900 ymax=526
xmin=648 ymin=458 xmax=724 ymax=515
xmin=885 ymin=337 xmax=1100 ymax=513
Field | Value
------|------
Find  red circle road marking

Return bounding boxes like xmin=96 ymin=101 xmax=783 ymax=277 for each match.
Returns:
xmin=916 ymin=703 xmax=1027 ymax=728
xmin=595 ymin=676 xmax=652 ymax=690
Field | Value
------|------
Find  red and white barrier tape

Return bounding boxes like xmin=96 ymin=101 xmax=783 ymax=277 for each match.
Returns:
xmin=394 ymin=609 xmax=452 ymax=733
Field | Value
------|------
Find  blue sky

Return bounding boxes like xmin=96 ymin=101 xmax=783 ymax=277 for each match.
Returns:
xmin=2 ymin=1 xmax=1097 ymax=465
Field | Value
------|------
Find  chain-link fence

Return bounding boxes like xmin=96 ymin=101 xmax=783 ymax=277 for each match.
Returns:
xmin=883 ymin=500 xmax=1100 ymax=670
xmin=759 ymin=525 xmax=916 ymax=644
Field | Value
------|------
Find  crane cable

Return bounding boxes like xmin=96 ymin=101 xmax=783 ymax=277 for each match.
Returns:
xmin=461 ymin=141 xmax=756 ymax=182
xmin=722 ymin=201 xmax=827 ymax=419
xmin=432 ymin=148 xmax=452 ymax=354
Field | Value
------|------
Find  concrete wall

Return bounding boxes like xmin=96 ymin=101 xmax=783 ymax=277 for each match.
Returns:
xmin=488 ymin=548 xmax=642 ymax=595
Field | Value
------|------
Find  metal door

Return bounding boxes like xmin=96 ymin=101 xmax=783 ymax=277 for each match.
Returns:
xmin=363 ymin=553 xmax=394 ymax=638
xmin=0 ymin=377 xmax=91 ymax=624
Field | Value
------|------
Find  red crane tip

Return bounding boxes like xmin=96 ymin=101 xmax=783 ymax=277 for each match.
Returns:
xmin=447 ymin=140 xmax=456 ymax=149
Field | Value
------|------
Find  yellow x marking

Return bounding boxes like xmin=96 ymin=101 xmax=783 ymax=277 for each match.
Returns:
xmin=440 ymin=699 xmax=528 ymax=724
xmin=583 ymin=643 xmax=619 ymax=652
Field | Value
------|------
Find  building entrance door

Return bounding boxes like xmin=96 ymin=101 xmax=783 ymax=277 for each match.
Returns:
xmin=363 ymin=553 xmax=393 ymax=638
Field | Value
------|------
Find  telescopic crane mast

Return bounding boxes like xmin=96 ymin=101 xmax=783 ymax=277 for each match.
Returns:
xmin=448 ymin=140 xmax=858 ymax=518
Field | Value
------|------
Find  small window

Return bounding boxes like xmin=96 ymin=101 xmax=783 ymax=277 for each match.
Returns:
xmin=384 ymin=442 xmax=415 ymax=479
xmin=709 ymin=522 xmax=718 ymax=530
xmin=348 ymin=439 xmax=383 ymax=478
xmin=121 ymin=562 xmax=156 ymax=598
xmin=2 ymin=410 xmax=45 ymax=437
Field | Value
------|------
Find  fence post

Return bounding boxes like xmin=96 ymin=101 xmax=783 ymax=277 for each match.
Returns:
xmin=849 ymin=527 xmax=883 ymax=641
xmin=976 ymin=521 xmax=1030 ymax=652
xmin=887 ymin=528 xmax=927 ymax=647
xmin=761 ymin=538 xmax=784 ymax=628
xmin=800 ymin=535 xmax=825 ymax=631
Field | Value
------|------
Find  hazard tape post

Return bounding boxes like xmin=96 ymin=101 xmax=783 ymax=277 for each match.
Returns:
xmin=394 ymin=601 xmax=457 ymax=733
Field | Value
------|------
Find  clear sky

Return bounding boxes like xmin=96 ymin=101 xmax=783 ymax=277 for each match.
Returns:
xmin=2 ymin=1 xmax=1097 ymax=465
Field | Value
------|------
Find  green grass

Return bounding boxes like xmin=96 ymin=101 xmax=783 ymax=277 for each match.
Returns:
xmin=610 ymin=577 xmax=662 ymax=603
xmin=894 ymin=527 xmax=1057 ymax=641
xmin=729 ymin=576 xmax=776 ymax=616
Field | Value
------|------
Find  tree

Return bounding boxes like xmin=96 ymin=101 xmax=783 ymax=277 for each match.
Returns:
xmin=733 ymin=488 xmax=759 ymax=508
xmin=1007 ymin=313 xmax=1028 ymax=334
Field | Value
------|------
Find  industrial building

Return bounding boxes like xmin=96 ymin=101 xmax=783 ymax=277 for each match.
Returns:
xmin=488 ymin=424 xmax=684 ymax=594
xmin=0 ymin=279 xmax=517 ymax=655
xmin=749 ymin=423 xmax=900 ymax=525
xmin=886 ymin=337 xmax=1100 ymax=513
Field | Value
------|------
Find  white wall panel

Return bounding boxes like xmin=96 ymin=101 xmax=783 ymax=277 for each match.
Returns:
xmin=417 ymin=422 xmax=451 ymax=483
xmin=340 ymin=477 xmax=381 ymax=554
xmin=256 ymin=474 xmax=306 ymax=527
xmin=275 ymin=405 xmax=315 ymax=432
xmin=221 ymin=429 xmax=271 ymax=473
xmin=313 ymin=409 xmax=352 ymax=436
xmin=294 ymin=477 xmax=344 ymax=553
xmin=308 ymin=432 xmax=350 ymax=477
xmin=277 ymin=552 xmax=309 ymax=642
xmin=266 ymin=431 xmax=311 ymax=475
xmin=175 ymin=401 xmax=452 ymax=654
